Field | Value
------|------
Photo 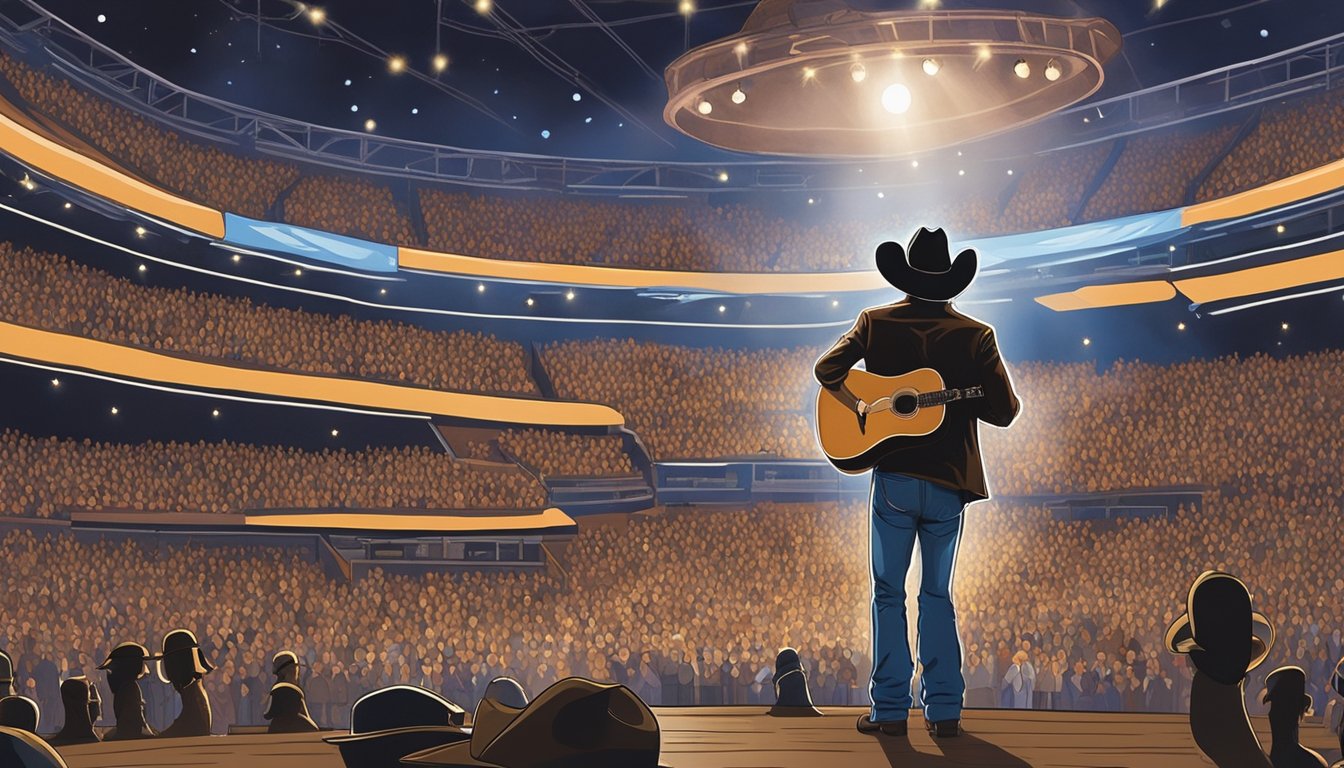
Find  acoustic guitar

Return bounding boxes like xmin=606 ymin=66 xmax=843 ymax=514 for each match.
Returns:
xmin=815 ymin=368 xmax=983 ymax=474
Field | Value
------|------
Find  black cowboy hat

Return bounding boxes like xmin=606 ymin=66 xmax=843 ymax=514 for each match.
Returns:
xmin=324 ymin=685 xmax=469 ymax=768
xmin=1164 ymin=570 xmax=1274 ymax=685
xmin=402 ymin=677 xmax=669 ymax=768
xmin=875 ymin=227 xmax=978 ymax=302
xmin=273 ymin=651 xmax=301 ymax=677
xmin=1262 ymin=665 xmax=1313 ymax=712
xmin=97 ymin=642 xmax=157 ymax=677
xmin=768 ymin=647 xmax=822 ymax=718
xmin=0 ymin=696 xmax=39 ymax=733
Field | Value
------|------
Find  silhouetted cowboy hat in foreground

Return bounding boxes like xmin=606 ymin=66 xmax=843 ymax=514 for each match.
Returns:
xmin=875 ymin=227 xmax=978 ymax=302
xmin=324 ymin=685 xmax=468 ymax=768
xmin=402 ymin=677 xmax=669 ymax=768
xmin=1164 ymin=570 xmax=1274 ymax=684
xmin=0 ymin=726 xmax=67 ymax=768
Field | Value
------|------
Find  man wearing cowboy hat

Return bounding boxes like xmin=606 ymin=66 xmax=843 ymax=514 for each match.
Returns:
xmin=815 ymin=227 xmax=1020 ymax=738
xmin=155 ymin=629 xmax=215 ymax=738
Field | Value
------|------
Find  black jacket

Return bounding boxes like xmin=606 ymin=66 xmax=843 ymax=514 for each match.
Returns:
xmin=814 ymin=298 xmax=1020 ymax=500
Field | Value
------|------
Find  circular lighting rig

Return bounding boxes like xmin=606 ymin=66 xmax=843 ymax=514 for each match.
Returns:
xmin=663 ymin=0 xmax=1120 ymax=157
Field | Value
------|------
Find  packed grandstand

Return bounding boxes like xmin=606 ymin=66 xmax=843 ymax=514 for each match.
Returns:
xmin=0 ymin=5 xmax=1343 ymax=750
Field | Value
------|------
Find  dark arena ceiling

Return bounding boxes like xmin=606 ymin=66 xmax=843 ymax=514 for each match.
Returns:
xmin=23 ymin=0 xmax=1343 ymax=161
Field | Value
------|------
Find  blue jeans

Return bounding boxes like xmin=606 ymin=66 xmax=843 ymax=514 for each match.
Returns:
xmin=869 ymin=471 xmax=966 ymax=723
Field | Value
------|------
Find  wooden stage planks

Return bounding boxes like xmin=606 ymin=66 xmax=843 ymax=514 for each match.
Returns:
xmin=54 ymin=708 xmax=1344 ymax=768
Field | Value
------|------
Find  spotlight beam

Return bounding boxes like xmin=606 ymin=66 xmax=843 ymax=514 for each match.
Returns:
xmin=564 ymin=0 xmax=662 ymax=81
xmin=468 ymin=0 xmax=672 ymax=146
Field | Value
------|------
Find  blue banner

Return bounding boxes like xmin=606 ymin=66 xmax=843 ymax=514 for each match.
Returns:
xmin=223 ymin=214 xmax=398 ymax=273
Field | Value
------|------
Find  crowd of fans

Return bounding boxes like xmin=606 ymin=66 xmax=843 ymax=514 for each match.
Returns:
xmin=497 ymin=429 xmax=636 ymax=477
xmin=0 ymin=430 xmax=546 ymax=517
xmin=542 ymin=338 xmax=819 ymax=459
xmin=0 ymin=243 xmax=537 ymax=396
xmin=283 ymin=175 xmax=419 ymax=246
xmin=1200 ymin=87 xmax=1344 ymax=201
xmin=0 ymin=53 xmax=297 ymax=218
xmin=2 ymin=51 xmax=1341 ymax=276
xmin=1081 ymin=123 xmax=1239 ymax=222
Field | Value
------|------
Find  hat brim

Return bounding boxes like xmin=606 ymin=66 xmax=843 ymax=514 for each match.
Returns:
xmin=399 ymin=740 xmax=672 ymax=768
xmin=325 ymin=725 xmax=471 ymax=745
xmin=876 ymin=242 xmax=977 ymax=302
xmin=1164 ymin=610 xmax=1273 ymax=672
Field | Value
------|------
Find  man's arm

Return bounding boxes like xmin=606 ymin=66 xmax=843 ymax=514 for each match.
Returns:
xmin=814 ymin=312 xmax=869 ymax=413
xmin=974 ymin=327 xmax=1021 ymax=427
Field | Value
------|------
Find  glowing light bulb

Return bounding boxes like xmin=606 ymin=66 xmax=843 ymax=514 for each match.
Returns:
xmin=307 ymin=7 xmax=325 ymax=24
xmin=697 ymin=99 xmax=713 ymax=115
xmin=731 ymin=87 xmax=746 ymax=105
xmin=432 ymin=53 xmax=449 ymax=73
xmin=881 ymin=83 xmax=911 ymax=114
xmin=922 ymin=57 xmax=940 ymax=76
xmin=1044 ymin=59 xmax=1062 ymax=81
xmin=387 ymin=55 xmax=406 ymax=74
xmin=474 ymin=0 xmax=491 ymax=13
xmin=850 ymin=63 xmax=867 ymax=83
xmin=1013 ymin=59 xmax=1030 ymax=79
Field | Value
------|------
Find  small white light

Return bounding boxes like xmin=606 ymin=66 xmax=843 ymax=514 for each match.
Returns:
xmin=477 ymin=283 xmax=486 ymax=293
xmin=731 ymin=87 xmax=746 ymax=105
xmin=911 ymin=160 xmax=919 ymax=168
xmin=63 ymin=202 xmax=72 ymax=209
xmin=958 ymin=169 xmax=965 ymax=176
xmin=831 ymin=299 xmax=839 ymax=307
xmin=1082 ymin=338 xmax=1091 ymax=347
xmin=697 ymin=99 xmax=713 ymax=115
xmin=232 ymin=254 xmax=241 ymax=263
xmin=135 ymin=226 xmax=146 ymax=237
xmin=97 ymin=13 xmax=106 ymax=23
xmin=678 ymin=0 xmax=694 ymax=16
xmin=1044 ymin=59 xmax=1062 ymax=81
xmin=412 ymin=108 xmax=419 ymax=115
xmin=350 ymin=104 xmax=358 ymax=112
xmin=1169 ymin=245 xmax=1177 ymax=252
xmin=475 ymin=0 xmax=491 ymax=12
xmin=379 ymin=288 xmax=387 ymax=295
xmin=976 ymin=46 xmax=991 ymax=62
xmin=922 ymin=58 xmax=940 ymax=76
xmin=807 ymin=198 xmax=815 ymax=205
xmin=1177 ymin=322 xmax=1186 ymax=331
xmin=733 ymin=42 xmax=748 ymax=57
xmin=294 ymin=268 xmax=303 ymax=276
xmin=21 ymin=176 xmax=35 ymax=191
xmin=1276 ymin=224 xmax=1286 ymax=234
xmin=565 ymin=290 xmax=575 ymax=301
xmin=850 ymin=63 xmax=867 ymax=83
xmin=1013 ymin=59 xmax=1030 ymax=79
xmin=50 ymin=378 xmax=60 ymax=388
xmin=1281 ymin=322 xmax=1290 ymax=331
xmin=718 ymin=171 xmax=729 ymax=182
xmin=1083 ymin=116 xmax=1090 ymax=123
xmin=1260 ymin=29 xmax=1268 ymax=38
xmin=308 ymin=7 xmax=325 ymax=24
xmin=212 ymin=409 xmax=221 ymax=418
xmin=110 ymin=406 xmax=119 ymax=415
xmin=572 ymin=92 xmax=582 ymax=102
xmin=877 ymin=192 xmax=885 ymax=199
xmin=881 ymin=83 xmax=911 ymax=114
xmin=1007 ymin=169 xmax=1013 ymax=176
xmin=802 ymin=67 xmax=816 ymax=81
xmin=526 ymin=297 xmax=535 ymax=306
xmin=330 ymin=429 xmax=339 ymax=437
xmin=432 ymin=53 xmax=449 ymax=73
xmin=718 ymin=305 xmax=726 ymax=313
xmin=364 ymin=118 xmax=376 ymax=131
xmin=138 ymin=264 xmax=146 ymax=273
xmin=387 ymin=55 xmax=406 ymax=74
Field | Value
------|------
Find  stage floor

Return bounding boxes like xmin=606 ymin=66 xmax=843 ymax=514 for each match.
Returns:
xmin=55 ymin=707 xmax=1343 ymax=768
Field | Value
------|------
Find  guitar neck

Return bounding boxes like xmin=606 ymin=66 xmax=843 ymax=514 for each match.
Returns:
xmin=916 ymin=386 xmax=984 ymax=408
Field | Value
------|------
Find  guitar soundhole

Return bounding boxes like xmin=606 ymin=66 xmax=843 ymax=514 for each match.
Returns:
xmin=893 ymin=394 xmax=918 ymax=416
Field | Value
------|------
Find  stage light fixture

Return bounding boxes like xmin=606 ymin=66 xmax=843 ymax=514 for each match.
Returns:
xmin=733 ymin=41 xmax=748 ymax=57
xmin=976 ymin=46 xmax=991 ymax=62
xmin=877 ymin=192 xmax=885 ymax=199
xmin=1014 ymin=59 xmax=1030 ymax=79
xmin=432 ymin=53 xmax=449 ymax=73
xmin=911 ymin=160 xmax=919 ymax=168
xmin=1276 ymin=224 xmax=1286 ymax=234
xmin=958 ymin=169 xmax=965 ymax=176
xmin=1178 ymin=322 xmax=1186 ymax=331
xmin=330 ymin=428 xmax=339 ymax=437
xmin=135 ymin=226 xmax=146 ymax=237
xmin=1169 ymin=245 xmax=1176 ymax=252
xmin=308 ymin=7 xmax=325 ymax=24
xmin=474 ymin=0 xmax=491 ymax=13
xmin=731 ymin=86 xmax=746 ymax=104
xmin=718 ymin=305 xmax=726 ymax=313
xmin=1007 ymin=169 xmax=1014 ymax=175
xmin=477 ymin=283 xmax=486 ymax=293
xmin=1044 ymin=59 xmax=1062 ymax=81
xmin=717 ymin=171 xmax=729 ymax=182
xmin=110 ymin=406 xmax=119 ymax=415
xmin=832 ymin=299 xmax=840 ymax=307
xmin=679 ymin=0 xmax=694 ymax=16
xmin=212 ymin=409 xmax=221 ymax=418
xmin=20 ymin=175 xmax=35 ymax=191
xmin=232 ymin=254 xmax=241 ymax=263
xmin=379 ymin=288 xmax=387 ymax=296
xmin=802 ymin=67 xmax=816 ymax=81
xmin=697 ymin=99 xmax=713 ymax=115
xmin=1281 ymin=322 xmax=1290 ymax=331
xmin=850 ymin=63 xmax=867 ymax=83
xmin=138 ymin=264 xmax=146 ymax=273
xmin=294 ymin=268 xmax=303 ymax=276
xmin=387 ymin=55 xmax=406 ymax=74
xmin=526 ymin=297 xmax=535 ymax=306
xmin=807 ymin=197 xmax=815 ymax=204
xmin=565 ymin=290 xmax=575 ymax=301
xmin=922 ymin=57 xmax=940 ymax=76
xmin=881 ymin=83 xmax=911 ymax=114
xmin=364 ymin=118 xmax=377 ymax=131
xmin=63 ymin=202 xmax=71 ymax=209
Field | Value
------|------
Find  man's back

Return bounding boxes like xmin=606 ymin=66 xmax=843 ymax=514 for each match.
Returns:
xmin=814 ymin=298 xmax=1020 ymax=499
